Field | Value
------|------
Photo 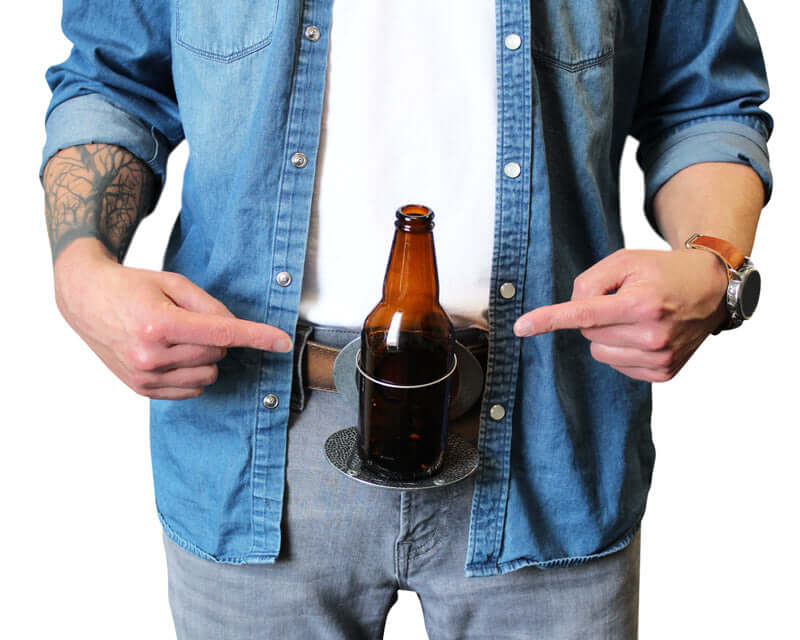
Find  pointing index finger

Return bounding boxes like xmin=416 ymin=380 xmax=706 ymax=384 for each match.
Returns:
xmin=163 ymin=308 xmax=293 ymax=352
xmin=514 ymin=293 xmax=638 ymax=336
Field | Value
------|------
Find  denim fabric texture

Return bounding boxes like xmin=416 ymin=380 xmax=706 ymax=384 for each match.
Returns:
xmin=163 ymin=378 xmax=641 ymax=640
xmin=41 ymin=0 xmax=773 ymax=577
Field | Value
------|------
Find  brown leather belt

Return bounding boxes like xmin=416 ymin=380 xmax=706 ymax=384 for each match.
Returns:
xmin=304 ymin=341 xmax=343 ymax=392
xmin=303 ymin=334 xmax=489 ymax=394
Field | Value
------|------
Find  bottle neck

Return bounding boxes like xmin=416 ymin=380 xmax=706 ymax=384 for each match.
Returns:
xmin=382 ymin=227 xmax=440 ymax=304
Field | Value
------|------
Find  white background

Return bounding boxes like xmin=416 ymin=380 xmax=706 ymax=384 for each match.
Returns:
xmin=1 ymin=2 xmax=796 ymax=638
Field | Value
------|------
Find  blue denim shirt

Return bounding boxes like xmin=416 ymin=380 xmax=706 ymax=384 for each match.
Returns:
xmin=42 ymin=0 xmax=772 ymax=576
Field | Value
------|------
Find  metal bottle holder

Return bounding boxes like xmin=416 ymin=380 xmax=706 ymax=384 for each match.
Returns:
xmin=324 ymin=338 xmax=480 ymax=490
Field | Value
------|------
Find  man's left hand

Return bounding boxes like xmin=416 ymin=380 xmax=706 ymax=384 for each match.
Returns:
xmin=513 ymin=248 xmax=730 ymax=382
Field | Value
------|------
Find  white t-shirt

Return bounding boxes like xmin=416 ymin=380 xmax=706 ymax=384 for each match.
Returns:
xmin=299 ymin=1 xmax=497 ymax=330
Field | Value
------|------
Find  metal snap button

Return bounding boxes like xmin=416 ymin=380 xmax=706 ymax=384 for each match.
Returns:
xmin=489 ymin=404 xmax=506 ymax=421
xmin=276 ymin=271 xmax=292 ymax=287
xmin=262 ymin=394 xmax=279 ymax=409
xmin=504 ymin=33 xmax=522 ymax=50
xmin=304 ymin=25 xmax=321 ymax=42
xmin=291 ymin=152 xmax=308 ymax=168
xmin=503 ymin=162 xmax=521 ymax=179
xmin=499 ymin=282 xmax=516 ymax=299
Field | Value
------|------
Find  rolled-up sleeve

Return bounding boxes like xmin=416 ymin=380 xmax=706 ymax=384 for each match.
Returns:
xmin=631 ymin=1 xmax=773 ymax=238
xmin=41 ymin=0 xmax=182 ymax=212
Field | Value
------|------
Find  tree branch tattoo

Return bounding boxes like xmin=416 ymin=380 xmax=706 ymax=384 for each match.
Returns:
xmin=43 ymin=144 xmax=156 ymax=263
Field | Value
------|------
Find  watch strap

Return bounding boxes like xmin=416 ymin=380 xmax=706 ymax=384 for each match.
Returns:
xmin=684 ymin=233 xmax=751 ymax=335
xmin=684 ymin=233 xmax=747 ymax=276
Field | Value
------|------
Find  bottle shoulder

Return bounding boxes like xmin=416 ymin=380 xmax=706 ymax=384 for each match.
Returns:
xmin=363 ymin=302 xmax=454 ymax=336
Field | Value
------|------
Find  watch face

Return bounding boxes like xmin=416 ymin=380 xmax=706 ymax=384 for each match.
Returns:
xmin=739 ymin=269 xmax=761 ymax=319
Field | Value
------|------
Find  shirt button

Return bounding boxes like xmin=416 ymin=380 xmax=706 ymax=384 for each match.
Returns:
xmin=276 ymin=271 xmax=292 ymax=287
xmin=490 ymin=404 xmax=506 ymax=421
xmin=504 ymin=33 xmax=522 ymax=50
xmin=304 ymin=25 xmax=321 ymax=42
xmin=262 ymin=394 xmax=280 ymax=409
xmin=503 ymin=162 xmax=521 ymax=179
xmin=291 ymin=152 xmax=308 ymax=168
xmin=499 ymin=282 xmax=516 ymax=299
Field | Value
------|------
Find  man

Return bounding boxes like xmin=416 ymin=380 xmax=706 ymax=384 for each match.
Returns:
xmin=41 ymin=0 xmax=771 ymax=638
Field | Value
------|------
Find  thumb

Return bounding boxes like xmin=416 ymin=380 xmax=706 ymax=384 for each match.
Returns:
xmin=570 ymin=249 xmax=631 ymax=301
xmin=162 ymin=272 xmax=235 ymax=317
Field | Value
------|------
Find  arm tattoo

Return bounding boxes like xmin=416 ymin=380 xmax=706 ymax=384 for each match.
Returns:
xmin=43 ymin=143 xmax=156 ymax=263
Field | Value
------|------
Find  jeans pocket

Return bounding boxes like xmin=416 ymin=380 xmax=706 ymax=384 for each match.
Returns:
xmin=175 ymin=0 xmax=280 ymax=63
xmin=532 ymin=0 xmax=617 ymax=72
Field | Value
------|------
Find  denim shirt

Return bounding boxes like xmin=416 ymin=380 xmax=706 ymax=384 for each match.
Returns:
xmin=41 ymin=0 xmax=772 ymax=577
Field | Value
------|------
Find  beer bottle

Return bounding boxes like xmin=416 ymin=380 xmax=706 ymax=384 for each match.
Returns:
xmin=357 ymin=204 xmax=456 ymax=480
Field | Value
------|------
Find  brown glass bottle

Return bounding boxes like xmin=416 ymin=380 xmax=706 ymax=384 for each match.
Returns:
xmin=357 ymin=204 xmax=456 ymax=481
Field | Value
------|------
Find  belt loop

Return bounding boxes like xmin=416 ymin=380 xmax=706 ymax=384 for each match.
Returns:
xmin=290 ymin=321 xmax=314 ymax=413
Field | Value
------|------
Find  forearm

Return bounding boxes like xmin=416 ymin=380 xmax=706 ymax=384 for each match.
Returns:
xmin=652 ymin=162 xmax=765 ymax=255
xmin=42 ymin=143 xmax=156 ymax=265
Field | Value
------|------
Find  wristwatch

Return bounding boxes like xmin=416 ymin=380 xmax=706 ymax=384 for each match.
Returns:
xmin=684 ymin=233 xmax=761 ymax=334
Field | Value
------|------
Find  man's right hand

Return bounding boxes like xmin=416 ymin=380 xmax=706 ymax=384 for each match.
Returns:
xmin=53 ymin=238 xmax=293 ymax=400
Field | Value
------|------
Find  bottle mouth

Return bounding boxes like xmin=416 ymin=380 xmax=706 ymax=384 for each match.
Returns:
xmin=396 ymin=204 xmax=435 ymax=231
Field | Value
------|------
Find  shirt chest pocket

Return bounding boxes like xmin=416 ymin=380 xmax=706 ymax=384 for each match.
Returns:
xmin=532 ymin=0 xmax=617 ymax=71
xmin=175 ymin=0 xmax=279 ymax=63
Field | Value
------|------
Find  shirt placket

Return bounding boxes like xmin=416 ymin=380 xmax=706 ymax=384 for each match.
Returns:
xmin=249 ymin=0 xmax=333 ymax=562
xmin=466 ymin=0 xmax=533 ymax=575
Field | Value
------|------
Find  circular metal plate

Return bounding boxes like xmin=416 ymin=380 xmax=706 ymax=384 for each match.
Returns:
xmin=332 ymin=338 xmax=361 ymax=407
xmin=324 ymin=427 xmax=478 ymax=490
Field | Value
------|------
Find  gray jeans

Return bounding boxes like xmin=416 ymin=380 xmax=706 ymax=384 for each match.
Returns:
xmin=164 ymin=335 xmax=640 ymax=639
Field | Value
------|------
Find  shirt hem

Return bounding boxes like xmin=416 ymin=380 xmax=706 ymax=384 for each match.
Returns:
xmin=158 ymin=509 xmax=278 ymax=566
xmin=464 ymin=514 xmax=644 ymax=578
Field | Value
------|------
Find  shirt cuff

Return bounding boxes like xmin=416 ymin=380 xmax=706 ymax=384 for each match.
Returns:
xmin=638 ymin=118 xmax=773 ymax=239
xmin=40 ymin=93 xmax=171 ymax=210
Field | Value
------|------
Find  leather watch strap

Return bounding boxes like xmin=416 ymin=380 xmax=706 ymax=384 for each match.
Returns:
xmin=684 ymin=233 xmax=747 ymax=279
xmin=684 ymin=233 xmax=754 ymax=335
